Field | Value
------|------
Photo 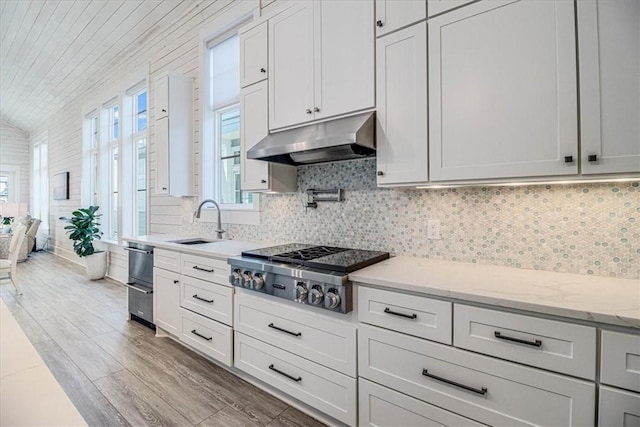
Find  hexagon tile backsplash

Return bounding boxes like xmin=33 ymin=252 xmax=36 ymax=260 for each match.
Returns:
xmin=183 ymin=159 xmax=639 ymax=279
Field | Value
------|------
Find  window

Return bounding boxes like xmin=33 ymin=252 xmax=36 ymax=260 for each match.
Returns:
xmin=202 ymin=32 xmax=253 ymax=208
xmin=0 ymin=175 xmax=9 ymax=203
xmin=106 ymin=104 xmax=119 ymax=240
xmin=83 ymin=79 xmax=148 ymax=243
xmin=32 ymin=138 xmax=48 ymax=231
xmin=132 ymin=89 xmax=147 ymax=235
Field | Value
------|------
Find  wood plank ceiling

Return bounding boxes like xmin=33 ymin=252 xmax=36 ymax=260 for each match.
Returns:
xmin=0 ymin=0 xmax=200 ymax=135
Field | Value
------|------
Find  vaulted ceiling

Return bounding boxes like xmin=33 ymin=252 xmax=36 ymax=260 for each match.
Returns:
xmin=0 ymin=0 xmax=200 ymax=135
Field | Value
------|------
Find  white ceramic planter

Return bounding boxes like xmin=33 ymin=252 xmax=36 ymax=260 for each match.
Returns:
xmin=85 ymin=251 xmax=108 ymax=280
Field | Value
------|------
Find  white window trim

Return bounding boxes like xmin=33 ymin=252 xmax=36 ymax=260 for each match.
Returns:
xmin=0 ymin=164 xmax=21 ymax=203
xmin=199 ymin=0 xmax=261 ymax=226
xmin=30 ymin=129 xmax=49 ymax=234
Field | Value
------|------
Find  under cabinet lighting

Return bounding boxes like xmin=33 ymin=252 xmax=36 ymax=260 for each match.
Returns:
xmin=415 ymin=177 xmax=639 ymax=189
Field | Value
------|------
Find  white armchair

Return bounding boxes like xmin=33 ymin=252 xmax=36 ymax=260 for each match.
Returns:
xmin=0 ymin=223 xmax=27 ymax=294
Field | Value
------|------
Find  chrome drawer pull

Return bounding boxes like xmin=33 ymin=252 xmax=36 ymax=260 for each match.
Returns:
xmin=384 ymin=307 xmax=417 ymax=319
xmin=193 ymin=294 xmax=214 ymax=304
xmin=494 ymin=331 xmax=542 ymax=347
xmin=193 ymin=266 xmax=214 ymax=273
xmin=124 ymin=247 xmax=153 ymax=254
xmin=191 ymin=329 xmax=212 ymax=341
xmin=268 ymin=323 xmax=302 ymax=337
xmin=269 ymin=364 xmax=302 ymax=382
xmin=422 ymin=369 xmax=487 ymax=395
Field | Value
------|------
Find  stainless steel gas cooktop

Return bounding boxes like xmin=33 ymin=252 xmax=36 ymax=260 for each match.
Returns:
xmin=228 ymin=243 xmax=390 ymax=313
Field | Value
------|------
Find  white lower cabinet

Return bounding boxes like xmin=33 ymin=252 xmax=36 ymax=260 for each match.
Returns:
xmin=454 ymin=304 xmax=596 ymax=380
xmin=599 ymin=385 xmax=640 ymax=427
xmin=179 ymin=308 xmax=232 ymax=366
xmin=235 ymin=291 xmax=357 ymax=376
xmin=153 ymin=267 xmax=181 ymax=335
xmin=359 ymin=378 xmax=483 ymax=427
xmin=358 ymin=323 xmax=595 ymax=426
xmin=153 ymin=249 xmax=233 ymax=367
xmin=234 ymin=332 xmax=357 ymax=426
xmin=180 ymin=275 xmax=233 ymax=326
xmin=601 ymin=329 xmax=640 ymax=393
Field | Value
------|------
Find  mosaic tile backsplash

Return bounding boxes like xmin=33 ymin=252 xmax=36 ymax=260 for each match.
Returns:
xmin=182 ymin=159 xmax=639 ymax=279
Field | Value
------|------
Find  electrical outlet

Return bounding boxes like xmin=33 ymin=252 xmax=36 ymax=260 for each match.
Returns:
xmin=427 ymin=220 xmax=440 ymax=240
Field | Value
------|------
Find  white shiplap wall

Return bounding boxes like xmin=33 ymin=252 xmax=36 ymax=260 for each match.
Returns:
xmin=27 ymin=0 xmax=241 ymax=283
xmin=0 ymin=120 xmax=30 ymax=204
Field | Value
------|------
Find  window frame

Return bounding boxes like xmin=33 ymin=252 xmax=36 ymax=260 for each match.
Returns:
xmin=30 ymin=132 xmax=48 ymax=233
xmin=199 ymin=1 xmax=261 ymax=225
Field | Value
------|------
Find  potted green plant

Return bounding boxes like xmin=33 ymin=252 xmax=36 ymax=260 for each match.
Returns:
xmin=59 ymin=205 xmax=108 ymax=280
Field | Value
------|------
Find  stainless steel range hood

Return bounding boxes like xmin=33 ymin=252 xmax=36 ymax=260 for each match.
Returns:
xmin=247 ymin=112 xmax=376 ymax=166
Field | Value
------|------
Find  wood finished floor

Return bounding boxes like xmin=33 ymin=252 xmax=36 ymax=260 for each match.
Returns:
xmin=1 ymin=252 xmax=326 ymax=427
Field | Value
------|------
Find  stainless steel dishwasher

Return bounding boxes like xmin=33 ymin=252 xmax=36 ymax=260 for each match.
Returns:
xmin=124 ymin=242 xmax=155 ymax=329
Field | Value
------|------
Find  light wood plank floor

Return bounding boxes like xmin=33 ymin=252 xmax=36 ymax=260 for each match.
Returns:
xmin=1 ymin=252 xmax=326 ymax=427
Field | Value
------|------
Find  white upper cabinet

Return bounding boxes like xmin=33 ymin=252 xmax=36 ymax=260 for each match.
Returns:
xmin=268 ymin=0 xmax=374 ymax=130
xmin=428 ymin=0 xmax=578 ymax=182
xmin=154 ymin=73 xmax=193 ymax=196
xmin=155 ymin=75 xmax=169 ymax=119
xmin=375 ymin=0 xmax=426 ymax=37
xmin=240 ymin=80 xmax=296 ymax=192
xmin=427 ymin=0 xmax=475 ymax=18
xmin=240 ymin=21 xmax=268 ymax=88
xmin=578 ymin=0 xmax=640 ymax=175
xmin=268 ymin=2 xmax=315 ymax=130
xmin=376 ymin=22 xmax=428 ymax=185
xmin=313 ymin=0 xmax=375 ymax=121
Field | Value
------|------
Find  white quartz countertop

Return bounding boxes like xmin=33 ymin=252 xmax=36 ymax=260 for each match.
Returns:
xmin=349 ymin=256 xmax=640 ymax=329
xmin=123 ymin=235 xmax=273 ymax=259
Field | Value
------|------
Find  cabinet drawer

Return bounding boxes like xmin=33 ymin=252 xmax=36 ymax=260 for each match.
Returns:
xmin=154 ymin=248 xmax=180 ymax=272
xmin=234 ymin=291 xmax=357 ymax=376
xmin=454 ymin=304 xmax=596 ymax=380
xmin=359 ymin=378 xmax=483 ymax=427
xmin=599 ymin=385 xmax=640 ymax=427
xmin=179 ymin=308 xmax=232 ymax=366
xmin=358 ymin=324 xmax=595 ymax=426
xmin=601 ymin=330 xmax=640 ymax=393
xmin=180 ymin=275 xmax=233 ymax=326
xmin=358 ymin=286 xmax=451 ymax=344
xmin=180 ymin=253 xmax=228 ymax=284
xmin=234 ymin=332 xmax=357 ymax=426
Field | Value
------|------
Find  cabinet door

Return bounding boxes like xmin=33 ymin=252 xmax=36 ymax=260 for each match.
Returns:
xmin=376 ymin=22 xmax=428 ymax=185
xmin=599 ymin=386 xmax=640 ymax=427
xmin=155 ymin=75 xmax=168 ymax=119
xmin=153 ymin=267 xmax=180 ymax=335
xmin=268 ymin=2 xmax=315 ymax=130
xmin=375 ymin=0 xmax=426 ymax=37
xmin=241 ymin=81 xmax=270 ymax=191
xmin=429 ymin=0 xmax=578 ymax=182
xmin=313 ymin=0 xmax=374 ymax=121
xmin=155 ymin=117 xmax=169 ymax=195
xmin=427 ymin=0 xmax=475 ymax=17
xmin=240 ymin=22 xmax=268 ymax=88
xmin=578 ymin=0 xmax=640 ymax=175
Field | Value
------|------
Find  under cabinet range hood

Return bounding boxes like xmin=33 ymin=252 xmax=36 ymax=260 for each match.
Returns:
xmin=247 ymin=112 xmax=376 ymax=165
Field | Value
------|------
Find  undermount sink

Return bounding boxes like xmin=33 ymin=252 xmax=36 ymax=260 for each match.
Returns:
xmin=169 ymin=238 xmax=220 ymax=245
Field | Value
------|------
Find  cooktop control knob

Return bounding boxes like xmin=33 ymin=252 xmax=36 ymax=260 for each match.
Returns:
xmin=295 ymin=282 xmax=308 ymax=303
xmin=230 ymin=269 xmax=242 ymax=286
xmin=325 ymin=290 xmax=341 ymax=310
xmin=252 ymin=273 xmax=265 ymax=290
xmin=309 ymin=287 xmax=324 ymax=305
xmin=242 ymin=271 xmax=253 ymax=288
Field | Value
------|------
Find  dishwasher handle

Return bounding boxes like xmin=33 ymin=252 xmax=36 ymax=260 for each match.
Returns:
xmin=124 ymin=247 xmax=154 ymax=255
xmin=125 ymin=283 xmax=153 ymax=294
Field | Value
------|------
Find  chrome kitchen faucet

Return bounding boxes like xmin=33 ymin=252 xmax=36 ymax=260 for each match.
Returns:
xmin=194 ymin=199 xmax=226 ymax=239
